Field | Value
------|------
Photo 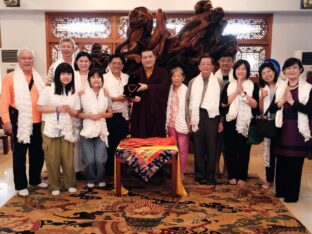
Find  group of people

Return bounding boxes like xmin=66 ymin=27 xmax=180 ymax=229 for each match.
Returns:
xmin=1 ymin=37 xmax=311 ymax=203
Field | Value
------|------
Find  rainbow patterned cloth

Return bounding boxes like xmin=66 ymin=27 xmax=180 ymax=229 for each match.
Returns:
xmin=115 ymin=137 xmax=188 ymax=196
xmin=116 ymin=137 xmax=178 ymax=182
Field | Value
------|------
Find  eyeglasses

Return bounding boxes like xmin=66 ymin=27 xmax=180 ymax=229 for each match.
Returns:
xmin=19 ymin=57 xmax=34 ymax=61
xmin=61 ymin=46 xmax=74 ymax=49
xmin=111 ymin=62 xmax=123 ymax=66
xmin=200 ymin=63 xmax=212 ymax=66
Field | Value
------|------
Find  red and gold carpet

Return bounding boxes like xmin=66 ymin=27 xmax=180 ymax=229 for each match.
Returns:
xmin=0 ymin=174 xmax=310 ymax=234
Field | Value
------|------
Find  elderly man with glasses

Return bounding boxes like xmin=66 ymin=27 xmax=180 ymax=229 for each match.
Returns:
xmin=1 ymin=48 xmax=47 ymax=196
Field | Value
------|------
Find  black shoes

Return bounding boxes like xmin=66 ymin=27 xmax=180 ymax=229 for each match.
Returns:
xmin=76 ymin=171 xmax=85 ymax=181
xmin=206 ymin=178 xmax=217 ymax=185
xmin=283 ymin=198 xmax=298 ymax=203
xmin=195 ymin=177 xmax=217 ymax=185
xmin=199 ymin=179 xmax=208 ymax=185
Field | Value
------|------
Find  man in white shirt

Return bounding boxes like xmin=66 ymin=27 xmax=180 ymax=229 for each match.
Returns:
xmin=46 ymin=37 xmax=76 ymax=85
xmin=186 ymin=56 xmax=223 ymax=185
xmin=103 ymin=54 xmax=129 ymax=176
xmin=214 ymin=54 xmax=235 ymax=90
xmin=214 ymin=54 xmax=235 ymax=176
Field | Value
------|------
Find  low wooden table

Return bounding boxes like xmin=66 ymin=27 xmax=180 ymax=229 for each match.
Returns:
xmin=115 ymin=154 xmax=177 ymax=197
xmin=114 ymin=137 xmax=186 ymax=197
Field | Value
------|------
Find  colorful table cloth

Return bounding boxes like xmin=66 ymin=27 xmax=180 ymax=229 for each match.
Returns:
xmin=115 ymin=137 xmax=188 ymax=196
xmin=116 ymin=137 xmax=177 ymax=181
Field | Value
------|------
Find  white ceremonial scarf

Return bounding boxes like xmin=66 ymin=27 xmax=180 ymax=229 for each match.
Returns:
xmin=189 ymin=73 xmax=220 ymax=132
xmin=80 ymin=87 xmax=109 ymax=145
xmin=275 ymin=78 xmax=311 ymax=142
xmin=261 ymin=79 xmax=282 ymax=115
xmin=74 ymin=71 xmax=90 ymax=93
xmin=166 ymin=84 xmax=189 ymax=134
xmin=260 ymin=82 xmax=279 ymax=167
xmin=103 ymin=70 xmax=129 ymax=120
xmin=226 ymin=79 xmax=254 ymax=137
xmin=13 ymin=66 xmax=45 ymax=143
xmin=260 ymin=84 xmax=272 ymax=166
xmin=215 ymin=68 xmax=234 ymax=88
xmin=43 ymin=84 xmax=77 ymax=142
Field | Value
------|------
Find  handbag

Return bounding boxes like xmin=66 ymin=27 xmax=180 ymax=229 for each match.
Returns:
xmin=247 ymin=119 xmax=263 ymax=145
xmin=255 ymin=108 xmax=279 ymax=139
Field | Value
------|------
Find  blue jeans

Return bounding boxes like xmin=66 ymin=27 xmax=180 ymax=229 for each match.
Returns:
xmin=81 ymin=136 xmax=107 ymax=183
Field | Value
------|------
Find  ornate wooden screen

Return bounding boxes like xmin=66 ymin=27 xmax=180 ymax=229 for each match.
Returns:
xmin=46 ymin=12 xmax=272 ymax=77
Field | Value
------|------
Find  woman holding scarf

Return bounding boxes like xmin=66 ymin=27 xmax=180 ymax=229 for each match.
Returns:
xmin=220 ymin=59 xmax=259 ymax=187
xmin=258 ymin=59 xmax=281 ymax=190
xmin=274 ymin=58 xmax=312 ymax=202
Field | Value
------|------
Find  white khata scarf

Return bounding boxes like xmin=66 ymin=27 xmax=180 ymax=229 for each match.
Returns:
xmin=80 ymin=87 xmax=109 ymax=145
xmin=261 ymin=84 xmax=273 ymax=167
xmin=166 ymin=84 xmax=189 ymax=134
xmin=13 ymin=66 xmax=45 ymax=143
xmin=43 ymin=84 xmax=77 ymax=142
xmin=226 ymin=79 xmax=254 ymax=137
xmin=104 ymin=70 xmax=129 ymax=120
xmin=74 ymin=71 xmax=89 ymax=93
xmin=189 ymin=73 xmax=220 ymax=132
xmin=215 ymin=68 xmax=234 ymax=85
xmin=275 ymin=78 xmax=311 ymax=142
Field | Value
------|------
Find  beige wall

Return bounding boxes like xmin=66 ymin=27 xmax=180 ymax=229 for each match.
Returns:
xmin=0 ymin=1 xmax=312 ymax=78
xmin=0 ymin=12 xmax=46 ymax=76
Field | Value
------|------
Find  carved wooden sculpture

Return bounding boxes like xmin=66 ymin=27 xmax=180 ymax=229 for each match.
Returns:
xmin=115 ymin=0 xmax=237 ymax=81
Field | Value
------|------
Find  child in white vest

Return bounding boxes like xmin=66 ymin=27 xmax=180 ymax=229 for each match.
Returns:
xmin=38 ymin=63 xmax=80 ymax=196
xmin=78 ymin=68 xmax=113 ymax=188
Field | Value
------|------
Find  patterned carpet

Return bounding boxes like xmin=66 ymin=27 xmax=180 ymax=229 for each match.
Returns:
xmin=0 ymin=173 xmax=310 ymax=234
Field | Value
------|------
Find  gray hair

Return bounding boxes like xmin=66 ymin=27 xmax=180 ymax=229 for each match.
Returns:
xmin=17 ymin=47 xmax=35 ymax=58
xmin=59 ymin=37 xmax=76 ymax=48
xmin=170 ymin=67 xmax=185 ymax=78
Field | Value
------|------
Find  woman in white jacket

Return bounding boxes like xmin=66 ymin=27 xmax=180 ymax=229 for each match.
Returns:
xmin=78 ymin=68 xmax=113 ymax=188
xmin=258 ymin=60 xmax=280 ymax=190
xmin=73 ymin=51 xmax=93 ymax=180
xmin=166 ymin=67 xmax=190 ymax=179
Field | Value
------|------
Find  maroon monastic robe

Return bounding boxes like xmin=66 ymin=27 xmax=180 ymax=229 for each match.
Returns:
xmin=130 ymin=65 xmax=170 ymax=138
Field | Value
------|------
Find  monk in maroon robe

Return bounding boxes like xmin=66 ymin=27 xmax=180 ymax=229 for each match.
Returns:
xmin=130 ymin=50 xmax=170 ymax=138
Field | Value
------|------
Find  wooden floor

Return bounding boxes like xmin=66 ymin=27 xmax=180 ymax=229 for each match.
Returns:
xmin=0 ymin=144 xmax=311 ymax=232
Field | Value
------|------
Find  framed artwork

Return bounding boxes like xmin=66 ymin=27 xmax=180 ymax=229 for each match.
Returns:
xmin=3 ymin=0 xmax=20 ymax=7
xmin=301 ymin=0 xmax=312 ymax=9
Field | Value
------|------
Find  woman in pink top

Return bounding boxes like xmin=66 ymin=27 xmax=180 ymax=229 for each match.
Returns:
xmin=166 ymin=67 xmax=190 ymax=180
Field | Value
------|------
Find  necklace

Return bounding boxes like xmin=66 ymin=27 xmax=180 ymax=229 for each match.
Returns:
xmin=288 ymin=82 xmax=299 ymax=88
xmin=128 ymin=84 xmax=138 ymax=93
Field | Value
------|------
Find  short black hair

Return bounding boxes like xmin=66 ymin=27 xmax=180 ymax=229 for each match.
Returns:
xmin=218 ymin=53 xmax=235 ymax=61
xmin=87 ymin=68 xmax=104 ymax=88
xmin=109 ymin=53 xmax=126 ymax=65
xmin=141 ymin=49 xmax=155 ymax=57
xmin=54 ymin=63 xmax=75 ymax=95
xmin=233 ymin=59 xmax=251 ymax=80
xmin=258 ymin=62 xmax=279 ymax=88
xmin=282 ymin=57 xmax=304 ymax=74
xmin=198 ymin=55 xmax=214 ymax=66
xmin=74 ymin=51 xmax=92 ymax=71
